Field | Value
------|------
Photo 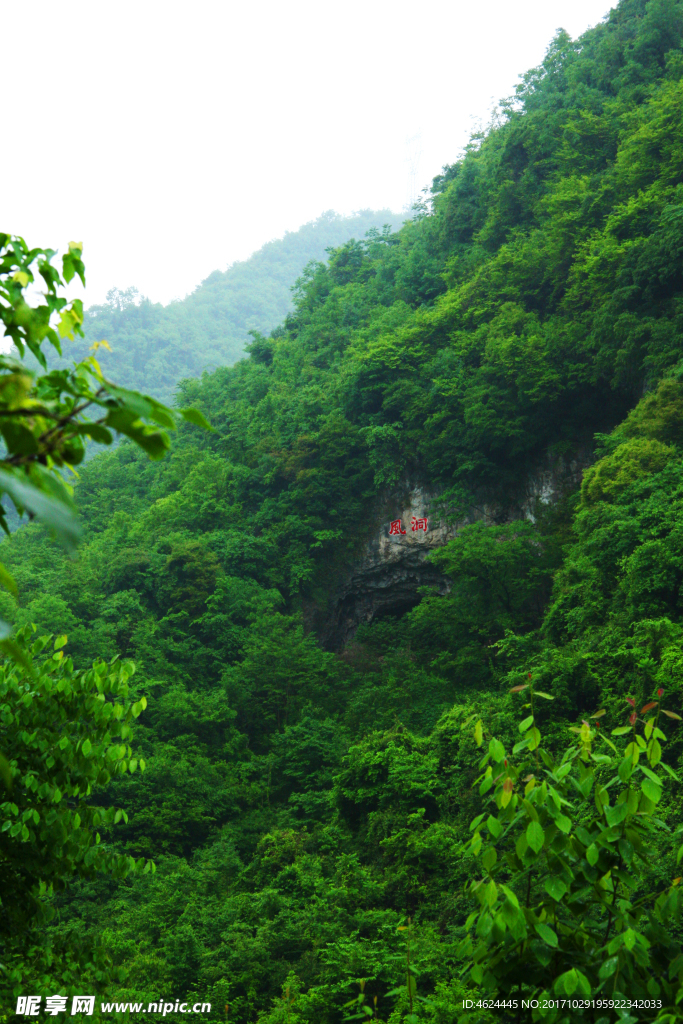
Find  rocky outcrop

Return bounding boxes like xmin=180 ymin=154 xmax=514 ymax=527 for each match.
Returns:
xmin=318 ymin=483 xmax=455 ymax=650
xmin=317 ymin=451 xmax=591 ymax=651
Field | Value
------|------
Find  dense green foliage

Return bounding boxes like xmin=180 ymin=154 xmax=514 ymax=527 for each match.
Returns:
xmin=0 ymin=234 xmax=207 ymax=1006
xmin=464 ymin=682 xmax=683 ymax=1018
xmin=5 ymin=0 xmax=683 ymax=1020
xmin=53 ymin=211 xmax=402 ymax=406
xmin=2 ymin=628 xmax=151 ymax=1002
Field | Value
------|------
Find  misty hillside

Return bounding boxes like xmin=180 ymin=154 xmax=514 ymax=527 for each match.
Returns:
xmin=59 ymin=209 xmax=402 ymax=405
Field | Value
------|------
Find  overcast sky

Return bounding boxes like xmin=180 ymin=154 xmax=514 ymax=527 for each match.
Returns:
xmin=5 ymin=0 xmax=612 ymax=307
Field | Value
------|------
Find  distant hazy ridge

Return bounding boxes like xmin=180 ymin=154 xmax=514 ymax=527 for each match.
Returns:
xmin=69 ymin=210 xmax=402 ymax=405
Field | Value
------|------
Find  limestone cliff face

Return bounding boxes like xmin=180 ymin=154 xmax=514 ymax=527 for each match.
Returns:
xmin=317 ymin=483 xmax=455 ymax=650
xmin=317 ymin=452 xmax=590 ymax=651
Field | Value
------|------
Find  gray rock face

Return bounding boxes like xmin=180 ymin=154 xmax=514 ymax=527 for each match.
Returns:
xmin=318 ymin=484 xmax=455 ymax=650
xmin=317 ymin=453 xmax=590 ymax=651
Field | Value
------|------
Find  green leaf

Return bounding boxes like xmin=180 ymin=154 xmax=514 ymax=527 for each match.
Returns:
xmin=555 ymin=814 xmax=572 ymax=834
xmin=526 ymin=820 xmax=544 ymax=853
xmin=586 ymin=843 xmax=599 ymax=866
xmin=533 ymin=691 xmax=554 ymax=699
xmin=81 ymin=738 xmax=92 ymax=757
xmin=544 ymin=877 xmax=567 ymax=901
xmin=612 ymin=726 xmax=632 ymax=736
xmin=0 ymin=470 xmax=80 ymax=549
xmin=618 ymin=756 xmax=633 ymax=782
xmin=487 ymin=814 xmax=502 ymax=839
xmin=605 ymin=801 xmax=628 ymax=826
xmin=0 ymin=562 xmax=17 ymax=597
xmin=575 ymin=971 xmax=591 ymax=997
xmin=473 ymin=720 xmax=483 ymax=746
xmin=484 ymin=879 xmax=497 ymax=907
xmin=519 ymin=714 xmax=534 ymax=733
xmin=642 ymin=777 xmax=662 ymax=803
xmin=180 ymin=407 xmax=213 ymax=430
xmin=598 ymin=957 xmax=619 ymax=980
xmin=499 ymin=884 xmax=519 ymax=908
xmin=639 ymin=764 xmax=663 ymax=786
xmin=0 ymin=637 xmax=32 ymax=670
xmin=556 ymin=968 xmax=578 ymax=996
xmin=535 ymin=922 xmax=558 ymax=947
xmin=489 ymin=737 xmax=505 ymax=762
xmin=54 ymin=635 xmax=67 ymax=650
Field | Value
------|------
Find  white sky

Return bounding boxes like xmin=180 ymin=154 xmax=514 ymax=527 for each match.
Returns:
xmin=4 ymin=0 xmax=612 ymax=307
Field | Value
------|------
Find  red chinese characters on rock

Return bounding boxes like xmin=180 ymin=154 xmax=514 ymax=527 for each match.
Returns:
xmin=389 ymin=517 xmax=428 ymax=536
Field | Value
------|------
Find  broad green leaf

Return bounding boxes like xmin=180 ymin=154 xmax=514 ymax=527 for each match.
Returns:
xmin=618 ymin=756 xmax=633 ymax=782
xmin=481 ymin=845 xmax=497 ymax=871
xmin=0 ymin=470 xmax=80 ymax=549
xmin=487 ymin=814 xmax=502 ymax=839
xmin=535 ymin=922 xmax=558 ymax=947
xmin=180 ymin=407 xmax=213 ymax=430
xmin=0 ymin=562 xmax=17 ymax=597
xmin=526 ymin=820 xmax=544 ymax=853
xmin=518 ymin=714 xmax=534 ymax=733
xmin=555 ymin=968 xmax=578 ymax=996
xmin=639 ymin=764 xmax=663 ymax=785
xmin=605 ymin=801 xmax=628 ymax=826
xmin=575 ymin=970 xmax=591 ymax=997
xmin=544 ymin=877 xmax=567 ymax=901
xmin=500 ymin=884 xmax=520 ymax=908
xmin=642 ymin=777 xmax=662 ymax=803
xmin=598 ymin=956 xmax=619 ymax=979
xmin=484 ymin=879 xmax=497 ymax=908
xmin=489 ymin=737 xmax=505 ymax=762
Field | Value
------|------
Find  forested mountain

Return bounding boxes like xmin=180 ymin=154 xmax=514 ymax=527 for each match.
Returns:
xmin=60 ymin=210 xmax=402 ymax=405
xmin=5 ymin=0 xmax=683 ymax=1021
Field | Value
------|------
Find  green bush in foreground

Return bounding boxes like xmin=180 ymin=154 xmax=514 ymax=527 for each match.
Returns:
xmin=0 ymin=625 xmax=151 ymax=1002
xmin=462 ymin=682 xmax=683 ymax=1022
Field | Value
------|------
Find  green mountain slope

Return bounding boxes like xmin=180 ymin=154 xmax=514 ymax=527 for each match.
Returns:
xmin=5 ymin=0 xmax=683 ymax=1019
xmin=65 ymin=209 xmax=402 ymax=405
